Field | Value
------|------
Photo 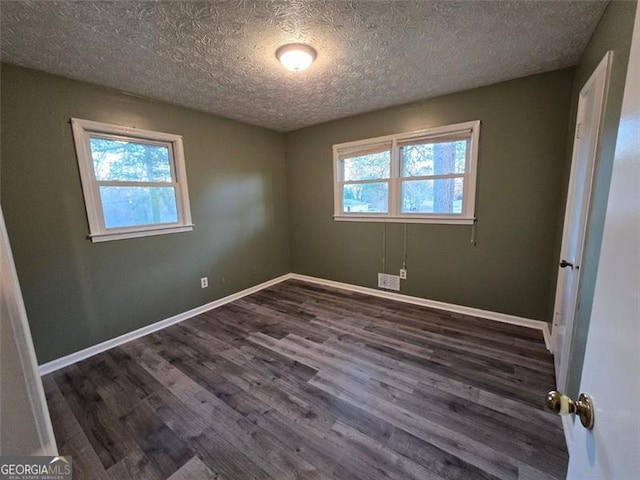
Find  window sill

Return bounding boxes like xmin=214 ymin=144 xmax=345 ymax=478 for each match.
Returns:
xmin=333 ymin=215 xmax=475 ymax=225
xmin=89 ymin=224 xmax=194 ymax=243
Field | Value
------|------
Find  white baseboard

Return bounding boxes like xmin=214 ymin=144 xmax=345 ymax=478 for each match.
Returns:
xmin=39 ymin=271 xmax=552 ymax=375
xmin=288 ymin=273 xmax=551 ymax=349
xmin=38 ymin=273 xmax=293 ymax=376
xmin=542 ymin=323 xmax=552 ymax=352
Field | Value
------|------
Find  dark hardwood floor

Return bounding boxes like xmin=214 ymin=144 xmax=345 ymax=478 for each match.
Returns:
xmin=43 ymin=279 xmax=567 ymax=480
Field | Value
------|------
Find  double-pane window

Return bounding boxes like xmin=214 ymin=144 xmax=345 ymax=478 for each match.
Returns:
xmin=333 ymin=121 xmax=479 ymax=224
xmin=72 ymin=119 xmax=193 ymax=242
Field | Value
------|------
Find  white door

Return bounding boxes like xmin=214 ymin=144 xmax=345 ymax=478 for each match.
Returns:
xmin=552 ymin=51 xmax=611 ymax=391
xmin=566 ymin=5 xmax=640 ymax=478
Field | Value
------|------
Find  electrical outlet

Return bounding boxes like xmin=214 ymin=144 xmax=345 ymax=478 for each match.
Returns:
xmin=399 ymin=268 xmax=407 ymax=280
xmin=200 ymin=277 xmax=208 ymax=288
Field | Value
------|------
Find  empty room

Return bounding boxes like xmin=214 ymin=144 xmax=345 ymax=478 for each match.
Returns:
xmin=1 ymin=1 xmax=639 ymax=479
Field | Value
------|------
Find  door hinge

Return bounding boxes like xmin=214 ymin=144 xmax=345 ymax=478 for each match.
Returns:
xmin=576 ymin=122 xmax=583 ymax=139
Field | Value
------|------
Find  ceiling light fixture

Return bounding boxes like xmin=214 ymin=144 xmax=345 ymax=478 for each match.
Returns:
xmin=276 ymin=43 xmax=317 ymax=72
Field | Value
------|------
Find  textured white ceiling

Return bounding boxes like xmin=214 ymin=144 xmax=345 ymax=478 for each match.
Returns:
xmin=1 ymin=1 xmax=607 ymax=132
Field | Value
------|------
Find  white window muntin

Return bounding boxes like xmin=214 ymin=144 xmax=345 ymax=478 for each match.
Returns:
xmin=71 ymin=118 xmax=194 ymax=242
xmin=333 ymin=120 xmax=480 ymax=224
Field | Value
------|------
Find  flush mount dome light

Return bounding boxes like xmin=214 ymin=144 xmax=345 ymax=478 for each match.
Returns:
xmin=276 ymin=43 xmax=317 ymax=72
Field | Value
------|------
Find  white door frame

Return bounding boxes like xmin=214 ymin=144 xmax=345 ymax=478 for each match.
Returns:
xmin=552 ymin=51 xmax=612 ymax=391
xmin=0 ymin=206 xmax=57 ymax=455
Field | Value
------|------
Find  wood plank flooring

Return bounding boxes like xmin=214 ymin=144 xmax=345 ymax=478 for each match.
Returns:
xmin=43 ymin=279 xmax=567 ymax=480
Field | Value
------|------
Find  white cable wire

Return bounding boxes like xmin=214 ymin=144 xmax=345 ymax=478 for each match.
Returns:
xmin=471 ymin=219 xmax=477 ymax=246
xmin=382 ymin=222 xmax=387 ymax=273
xmin=402 ymin=223 xmax=408 ymax=269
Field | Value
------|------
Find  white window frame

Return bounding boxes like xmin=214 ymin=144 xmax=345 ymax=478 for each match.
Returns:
xmin=71 ymin=118 xmax=194 ymax=242
xmin=333 ymin=120 xmax=480 ymax=225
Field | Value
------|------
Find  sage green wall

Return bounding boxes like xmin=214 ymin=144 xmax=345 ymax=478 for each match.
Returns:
xmin=565 ymin=0 xmax=637 ymax=397
xmin=285 ymin=69 xmax=575 ymax=321
xmin=1 ymin=64 xmax=290 ymax=364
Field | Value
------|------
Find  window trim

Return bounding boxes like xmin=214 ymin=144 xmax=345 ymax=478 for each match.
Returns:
xmin=71 ymin=118 xmax=194 ymax=242
xmin=333 ymin=120 xmax=480 ymax=224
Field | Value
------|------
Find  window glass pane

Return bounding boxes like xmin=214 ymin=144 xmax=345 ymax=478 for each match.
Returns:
xmin=343 ymin=151 xmax=391 ymax=181
xmin=401 ymin=140 xmax=467 ymax=177
xmin=401 ymin=178 xmax=464 ymax=214
xmin=90 ymin=137 xmax=172 ymax=182
xmin=99 ymin=186 xmax=178 ymax=228
xmin=343 ymin=183 xmax=388 ymax=213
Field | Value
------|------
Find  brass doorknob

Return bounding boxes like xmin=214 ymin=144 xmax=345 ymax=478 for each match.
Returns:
xmin=545 ymin=390 xmax=594 ymax=430
xmin=559 ymin=259 xmax=574 ymax=269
